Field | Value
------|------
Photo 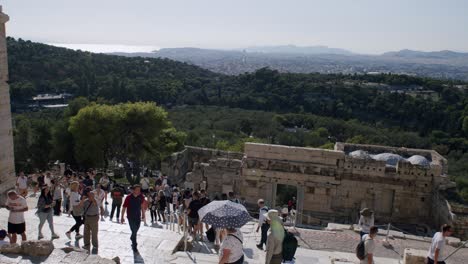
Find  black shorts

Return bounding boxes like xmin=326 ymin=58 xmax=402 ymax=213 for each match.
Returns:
xmin=188 ymin=217 xmax=199 ymax=227
xmin=426 ymin=257 xmax=446 ymax=264
xmin=8 ymin=222 xmax=26 ymax=234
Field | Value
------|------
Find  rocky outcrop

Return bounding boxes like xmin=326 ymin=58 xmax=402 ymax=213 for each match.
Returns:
xmin=0 ymin=243 xmax=22 ymax=254
xmin=21 ymin=240 xmax=54 ymax=256
xmin=403 ymin=248 xmax=426 ymax=264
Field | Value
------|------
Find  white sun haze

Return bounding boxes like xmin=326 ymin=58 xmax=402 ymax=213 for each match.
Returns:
xmin=2 ymin=0 xmax=468 ymax=54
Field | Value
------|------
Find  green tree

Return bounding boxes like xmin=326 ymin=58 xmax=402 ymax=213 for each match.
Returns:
xmin=69 ymin=102 xmax=185 ymax=185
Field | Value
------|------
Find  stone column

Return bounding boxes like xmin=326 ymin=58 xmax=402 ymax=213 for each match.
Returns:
xmin=0 ymin=6 xmax=15 ymax=204
xmin=296 ymin=186 xmax=304 ymax=225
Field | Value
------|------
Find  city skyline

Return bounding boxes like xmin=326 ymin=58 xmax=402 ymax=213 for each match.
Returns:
xmin=2 ymin=0 xmax=468 ymax=54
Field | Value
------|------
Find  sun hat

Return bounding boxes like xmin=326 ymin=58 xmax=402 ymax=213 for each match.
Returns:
xmin=264 ymin=209 xmax=282 ymax=221
xmin=360 ymin=208 xmax=374 ymax=216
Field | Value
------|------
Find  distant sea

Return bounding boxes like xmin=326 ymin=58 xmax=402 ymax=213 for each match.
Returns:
xmin=48 ymin=43 xmax=160 ymax=53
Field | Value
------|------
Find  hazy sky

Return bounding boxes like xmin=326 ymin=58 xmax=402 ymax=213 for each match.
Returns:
xmin=2 ymin=0 xmax=468 ymax=54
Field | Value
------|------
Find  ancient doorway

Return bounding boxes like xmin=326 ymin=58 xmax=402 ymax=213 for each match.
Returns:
xmin=275 ymin=184 xmax=298 ymax=212
xmin=376 ymin=189 xmax=395 ymax=215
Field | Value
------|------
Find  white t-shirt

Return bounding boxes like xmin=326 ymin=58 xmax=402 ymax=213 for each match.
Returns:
xmin=70 ymin=192 xmax=81 ymax=207
xmin=100 ymin=177 xmax=110 ymax=187
xmin=259 ymin=206 xmax=269 ymax=225
xmin=17 ymin=176 xmax=28 ymax=189
xmin=427 ymin=232 xmax=446 ymax=260
xmin=140 ymin=178 xmax=150 ymax=190
xmin=44 ymin=177 xmax=52 ymax=187
xmin=93 ymin=189 xmax=105 ymax=205
xmin=220 ymin=230 xmax=244 ymax=263
xmin=53 ymin=187 xmax=63 ymax=200
xmin=6 ymin=196 xmax=27 ymax=224
xmin=173 ymin=192 xmax=179 ymax=205
xmin=360 ymin=235 xmax=375 ymax=264
xmin=358 ymin=215 xmax=374 ymax=233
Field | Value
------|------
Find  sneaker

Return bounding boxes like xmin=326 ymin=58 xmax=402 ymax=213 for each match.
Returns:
xmin=101 ymin=216 xmax=105 ymax=221
xmin=38 ymin=234 xmax=44 ymax=240
xmin=66 ymin=232 xmax=71 ymax=240
xmin=256 ymin=244 xmax=263 ymax=250
xmin=52 ymin=234 xmax=60 ymax=239
xmin=105 ymin=201 xmax=109 ymax=205
xmin=75 ymin=234 xmax=83 ymax=239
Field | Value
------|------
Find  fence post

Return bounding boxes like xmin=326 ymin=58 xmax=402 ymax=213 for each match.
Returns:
xmin=382 ymin=223 xmax=392 ymax=247
xmin=385 ymin=223 xmax=391 ymax=241
xmin=184 ymin=212 xmax=188 ymax=252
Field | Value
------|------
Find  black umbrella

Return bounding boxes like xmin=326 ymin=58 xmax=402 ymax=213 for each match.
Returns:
xmin=198 ymin=200 xmax=252 ymax=228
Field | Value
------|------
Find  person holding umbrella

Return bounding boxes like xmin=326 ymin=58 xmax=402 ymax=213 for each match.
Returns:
xmin=265 ymin=209 xmax=285 ymax=264
xmin=197 ymin=199 xmax=250 ymax=264
xmin=219 ymin=227 xmax=244 ymax=264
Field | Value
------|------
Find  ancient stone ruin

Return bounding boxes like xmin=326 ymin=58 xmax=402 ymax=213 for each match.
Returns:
xmin=0 ymin=6 xmax=16 ymax=204
xmin=164 ymin=142 xmax=468 ymax=239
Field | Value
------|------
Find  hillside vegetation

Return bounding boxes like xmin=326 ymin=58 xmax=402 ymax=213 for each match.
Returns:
xmin=7 ymin=38 xmax=468 ymax=202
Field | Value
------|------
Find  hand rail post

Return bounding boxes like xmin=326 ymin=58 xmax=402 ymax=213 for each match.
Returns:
xmin=183 ymin=212 xmax=188 ymax=252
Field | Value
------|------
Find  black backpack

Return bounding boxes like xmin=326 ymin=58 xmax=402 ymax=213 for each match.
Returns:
xmin=282 ymin=230 xmax=298 ymax=261
xmin=356 ymin=240 xmax=366 ymax=260
xmin=206 ymin=227 xmax=215 ymax=242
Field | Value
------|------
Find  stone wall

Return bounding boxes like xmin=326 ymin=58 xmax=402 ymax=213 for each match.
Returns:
xmin=187 ymin=158 xmax=242 ymax=196
xmin=164 ymin=141 xmax=464 ymax=238
xmin=0 ymin=6 xmax=15 ymax=205
xmin=162 ymin=146 xmax=243 ymax=190
xmin=241 ymin=143 xmax=454 ymax=228
xmin=449 ymin=203 xmax=468 ymax=239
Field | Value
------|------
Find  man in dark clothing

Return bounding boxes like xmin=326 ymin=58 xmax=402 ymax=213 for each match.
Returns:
xmin=64 ymin=166 xmax=73 ymax=177
xmin=154 ymin=177 xmax=163 ymax=187
xmin=121 ymin=185 xmax=146 ymax=252
xmin=83 ymin=176 xmax=93 ymax=188
xmin=110 ymin=186 xmax=124 ymax=221
xmin=37 ymin=174 xmax=45 ymax=188
xmin=187 ymin=191 xmax=203 ymax=239
xmin=256 ymin=199 xmax=270 ymax=250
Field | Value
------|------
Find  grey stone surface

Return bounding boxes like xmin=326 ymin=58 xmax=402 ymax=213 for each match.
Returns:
xmin=21 ymin=240 xmax=54 ymax=256
xmin=0 ymin=195 xmax=184 ymax=263
xmin=0 ymin=243 xmax=22 ymax=254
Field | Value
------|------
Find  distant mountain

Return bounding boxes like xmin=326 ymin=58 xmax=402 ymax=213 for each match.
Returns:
xmin=382 ymin=49 xmax=468 ymax=60
xmin=110 ymin=47 xmax=468 ymax=81
xmin=244 ymin=45 xmax=353 ymax=55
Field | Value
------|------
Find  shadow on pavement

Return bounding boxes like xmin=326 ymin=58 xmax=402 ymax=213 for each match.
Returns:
xmin=134 ymin=251 xmax=145 ymax=263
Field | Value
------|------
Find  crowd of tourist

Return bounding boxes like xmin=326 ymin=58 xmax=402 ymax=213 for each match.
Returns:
xmin=0 ymin=168 xmax=458 ymax=264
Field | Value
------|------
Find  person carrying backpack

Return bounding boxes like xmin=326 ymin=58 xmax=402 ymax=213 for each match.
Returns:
xmin=356 ymin=226 xmax=378 ymax=264
xmin=265 ymin=210 xmax=284 ymax=264
xmin=256 ymin=199 xmax=270 ymax=250
xmin=219 ymin=227 xmax=244 ymax=264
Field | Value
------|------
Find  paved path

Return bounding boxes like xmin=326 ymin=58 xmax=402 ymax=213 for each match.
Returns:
xmin=0 ymin=193 xmax=182 ymax=263
xmin=1 ymin=193 xmax=463 ymax=264
xmin=295 ymin=227 xmax=467 ymax=264
xmin=171 ymin=222 xmax=399 ymax=264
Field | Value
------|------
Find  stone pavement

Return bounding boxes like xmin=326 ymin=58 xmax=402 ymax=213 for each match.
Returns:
xmin=294 ymin=227 xmax=468 ymax=264
xmin=169 ymin=222 xmax=400 ymax=264
xmin=0 ymin=193 xmax=183 ymax=263
xmin=1 ymin=193 xmax=465 ymax=264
